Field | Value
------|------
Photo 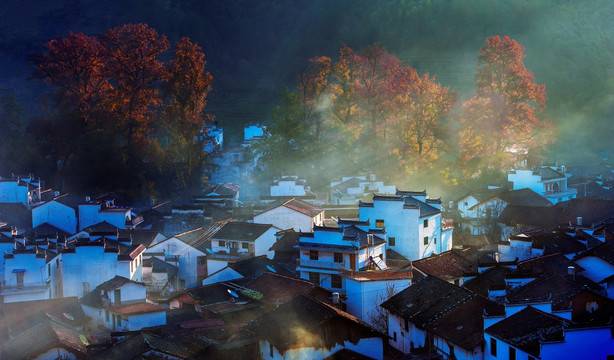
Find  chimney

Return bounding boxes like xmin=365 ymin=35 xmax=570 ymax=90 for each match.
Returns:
xmin=577 ymin=217 xmax=583 ymax=227
xmin=568 ymin=266 xmax=576 ymax=281
xmin=54 ymin=191 xmax=60 ymax=197
xmin=494 ymin=252 xmax=500 ymax=263
xmin=85 ymin=195 xmax=91 ymax=202
xmin=332 ymin=292 xmax=340 ymax=305
xmin=367 ymin=234 xmax=374 ymax=246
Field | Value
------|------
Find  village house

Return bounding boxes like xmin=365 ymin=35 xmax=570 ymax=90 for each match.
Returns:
xmin=253 ymin=197 xmax=324 ymax=232
xmin=456 ymin=188 xmax=552 ymax=236
xmin=1 ymin=247 xmax=54 ymax=303
xmin=78 ymin=196 xmax=142 ymax=231
xmin=343 ymin=269 xmax=413 ymax=329
xmin=508 ymin=165 xmax=577 ymax=204
xmin=359 ymin=190 xmax=453 ymax=261
xmin=193 ymin=183 xmax=240 ymax=207
xmin=484 ymin=306 xmax=613 ymax=360
xmin=201 ymin=255 xmax=293 ymax=286
xmin=573 ymin=240 xmax=614 ymax=298
xmin=380 ymin=276 xmax=475 ymax=355
xmin=296 ymin=222 xmax=387 ymax=294
xmin=145 ymin=226 xmax=212 ymax=289
xmin=0 ymin=175 xmax=42 ymax=205
xmin=247 ymin=294 xmax=385 ymax=360
xmin=31 ymin=192 xmax=79 ymax=234
xmin=49 ymin=237 xmax=145 ymax=298
xmin=209 ymin=221 xmax=279 ymax=259
xmin=329 ymin=173 xmax=396 ymax=205
xmin=80 ymin=276 xmax=167 ymax=332
xmin=142 ymin=256 xmax=178 ymax=295
xmin=412 ymin=248 xmax=481 ymax=286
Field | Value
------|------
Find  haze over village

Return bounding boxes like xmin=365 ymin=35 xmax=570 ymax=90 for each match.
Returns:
xmin=1 ymin=1 xmax=614 ymax=359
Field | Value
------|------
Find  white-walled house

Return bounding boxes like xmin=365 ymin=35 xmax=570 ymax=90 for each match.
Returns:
xmin=210 ymin=221 xmax=279 ymax=259
xmin=80 ymin=276 xmax=166 ymax=331
xmin=31 ymin=194 xmax=78 ymax=234
xmin=359 ymin=190 xmax=452 ymax=261
xmin=244 ymin=123 xmax=267 ymax=142
xmin=145 ymin=227 xmax=210 ymax=289
xmin=573 ymin=242 xmax=614 ymax=298
xmin=344 ymin=269 xmax=413 ymax=328
xmin=296 ymin=224 xmax=387 ymax=294
xmin=381 ymin=276 xmax=475 ymax=355
xmin=249 ymin=294 xmax=385 ymax=360
xmin=1 ymin=247 xmax=52 ymax=303
xmin=330 ymin=174 xmax=396 ymax=205
xmin=508 ymin=166 xmax=577 ymax=204
xmin=253 ymin=198 xmax=324 ymax=232
xmin=78 ymin=197 xmax=141 ymax=231
xmin=49 ymin=238 xmax=145 ymax=298
xmin=0 ymin=176 xmax=42 ymax=205
xmin=484 ymin=306 xmax=613 ymax=360
xmin=269 ymin=175 xmax=313 ymax=197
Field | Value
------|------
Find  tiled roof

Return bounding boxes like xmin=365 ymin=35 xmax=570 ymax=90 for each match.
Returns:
xmin=248 ymin=294 xmax=381 ymax=351
xmin=112 ymin=302 xmax=166 ymax=315
xmin=80 ymin=276 xmax=145 ymax=308
xmin=462 ymin=265 xmax=513 ymax=297
xmin=427 ymin=295 xmax=504 ymax=350
xmin=519 ymin=230 xmax=587 ymax=255
xmin=505 ymin=273 xmax=603 ymax=309
xmin=0 ymin=202 xmax=31 ymax=229
xmin=539 ymin=167 xmax=566 ymax=180
xmin=471 ymin=188 xmax=552 ymax=209
xmin=27 ymin=223 xmax=69 ymax=239
xmin=556 ymin=198 xmax=614 ymax=227
xmin=244 ymin=272 xmax=331 ymax=306
xmin=517 ymin=253 xmax=585 ymax=277
xmin=574 ymin=241 xmax=614 ymax=266
xmin=454 ymin=234 xmax=490 ymax=248
xmin=143 ymin=257 xmax=178 ymax=276
xmin=227 ymin=255 xmax=295 ymax=278
xmin=84 ymin=221 xmax=119 ymax=234
xmin=381 ymin=276 xmax=473 ymax=328
xmin=498 ymin=205 xmax=563 ymax=228
xmin=485 ymin=306 xmax=569 ymax=357
xmin=412 ymin=249 xmax=479 ymax=281
xmin=331 ymin=177 xmax=363 ymax=192
xmin=270 ymin=229 xmax=299 ymax=252
xmin=212 ymin=222 xmax=274 ymax=242
xmin=1 ymin=313 xmax=87 ymax=360
xmin=342 ymin=269 xmax=413 ymax=281
xmin=200 ymin=183 xmax=239 ymax=198
xmin=360 ymin=193 xmax=441 ymax=217
xmin=0 ymin=297 xmax=87 ymax=332
xmin=259 ymin=198 xmax=323 ymax=218
xmin=118 ymin=229 xmax=164 ymax=248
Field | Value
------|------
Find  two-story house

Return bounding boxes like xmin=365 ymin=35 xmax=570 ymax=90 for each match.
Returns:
xmin=330 ymin=174 xmax=396 ymax=205
xmin=508 ymin=166 xmax=577 ymax=204
xmin=253 ymin=198 xmax=324 ymax=232
xmin=80 ymin=276 xmax=166 ymax=331
xmin=1 ymin=247 xmax=54 ymax=303
xmin=78 ymin=196 xmax=142 ymax=231
xmin=296 ymin=223 xmax=387 ymax=294
xmin=359 ymin=190 xmax=453 ymax=261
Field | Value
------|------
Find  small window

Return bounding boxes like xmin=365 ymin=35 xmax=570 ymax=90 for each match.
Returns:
xmin=454 ymin=279 xmax=460 ymax=286
xmin=389 ymin=237 xmax=396 ymax=246
xmin=509 ymin=346 xmax=516 ymax=360
xmin=130 ymin=262 xmax=133 ymax=272
xmin=56 ymin=258 xmax=59 ymax=267
xmin=334 ymin=252 xmax=343 ymax=263
xmin=393 ymin=331 xmax=397 ymax=342
xmin=309 ymin=272 xmax=319 ymax=285
xmin=270 ymin=343 xmax=274 ymax=357
xmin=423 ymin=236 xmax=429 ymax=245
xmin=404 ymin=319 xmax=408 ymax=331
xmin=423 ymin=219 xmax=428 ymax=228
xmin=242 ymin=242 xmax=249 ymax=249
xmin=309 ymin=250 xmax=318 ymax=261
xmin=434 ymin=237 xmax=437 ymax=244
xmin=117 ymin=316 xmax=121 ymax=327
xmin=331 ymin=274 xmax=342 ymax=288
xmin=449 ymin=344 xmax=454 ymax=358
xmin=464 ymin=201 xmax=468 ymax=206
xmin=219 ymin=240 xmax=226 ymax=247
xmin=105 ymin=310 xmax=109 ymax=322
xmin=180 ymin=279 xmax=186 ymax=288
xmin=47 ymin=264 xmax=51 ymax=277
xmin=375 ymin=219 xmax=385 ymax=228
xmin=490 ymin=337 xmax=497 ymax=356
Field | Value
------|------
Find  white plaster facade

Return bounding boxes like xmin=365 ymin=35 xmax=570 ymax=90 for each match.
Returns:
xmin=1 ymin=251 xmax=50 ymax=303
xmin=345 ymin=276 xmax=411 ymax=327
xmin=253 ymin=203 xmax=324 ymax=232
xmin=145 ymin=237 xmax=207 ymax=289
xmin=32 ymin=200 xmax=77 ymax=234
xmin=508 ymin=167 xmax=577 ymax=204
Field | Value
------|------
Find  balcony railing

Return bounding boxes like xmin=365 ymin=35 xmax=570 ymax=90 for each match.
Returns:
xmin=298 ymin=259 xmax=347 ymax=271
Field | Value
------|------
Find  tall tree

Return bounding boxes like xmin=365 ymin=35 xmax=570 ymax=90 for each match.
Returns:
xmin=163 ymin=37 xmax=213 ymax=191
xmin=390 ymin=70 xmax=457 ymax=170
xmin=99 ymin=23 xmax=169 ymax=148
xmin=459 ymin=35 xmax=549 ymax=171
xmin=299 ymin=56 xmax=331 ymax=138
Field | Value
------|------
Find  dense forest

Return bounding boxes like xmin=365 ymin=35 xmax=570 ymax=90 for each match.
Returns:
xmin=0 ymin=0 xmax=612 ymax=198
